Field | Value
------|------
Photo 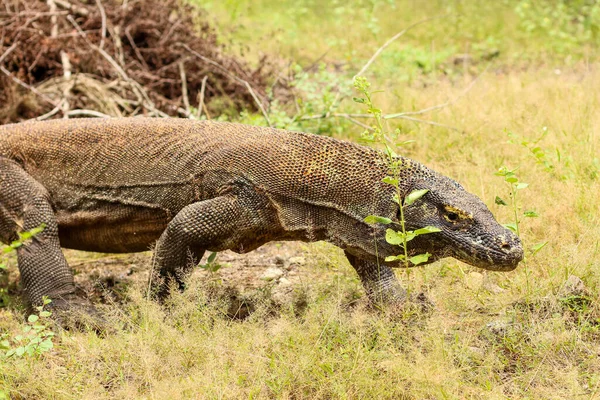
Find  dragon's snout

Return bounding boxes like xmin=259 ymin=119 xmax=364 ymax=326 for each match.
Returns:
xmin=495 ymin=244 xmax=523 ymax=271
xmin=482 ymin=229 xmax=524 ymax=271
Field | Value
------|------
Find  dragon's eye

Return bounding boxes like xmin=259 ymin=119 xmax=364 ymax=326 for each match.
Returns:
xmin=446 ymin=212 xmax=459 ymax=222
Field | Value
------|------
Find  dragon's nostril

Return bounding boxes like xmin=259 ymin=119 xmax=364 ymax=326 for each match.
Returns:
xmin=501 ymin=243 xmax=511 ymax=251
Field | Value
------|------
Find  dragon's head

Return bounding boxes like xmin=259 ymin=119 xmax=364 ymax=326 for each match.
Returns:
xmin=348 ymin=158 xmax=523 ymax=271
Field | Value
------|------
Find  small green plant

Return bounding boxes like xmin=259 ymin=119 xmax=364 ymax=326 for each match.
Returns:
xmin=198 ymin=252 xmax=222 ymax=273
xmin=494 ymin=166 xmax=547 ymax=255
xmin=353 ymin=76 xmax=440 ymax=268
xmin=1 ymin=297 xmax=54 ymax=358
xmin=507 ymin=127 xmax=554 ymax=172
xmin=0 ymin=224 xmax=47 ymax=308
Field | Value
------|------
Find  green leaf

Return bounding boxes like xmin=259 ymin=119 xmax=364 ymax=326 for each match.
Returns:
xmin=29 ymin=224 xmax=46 ymax=235
xmin=385 ymin=229 xmax=404 ymax=245
xmin=530 ymin=241 xmax=548 ymax=255
xmin=0 ymin=263 xmax=6 ymax=270
xmin=403 ymin=231 xmax=416 ymax=242
xmin=392 ymin=194 xmax=401 ymax=205
xmin=39 ymin=311 xmax=51 ymax=318
xmin=523 ymin=210 xmax=539 ymax=218
xmin=38 ymin=338 xmax=53 ymax=352
xmin=42 ymin=297 xmax=52 ymax=305
xmin=207 ymin=252 xmax=217 ymax=264
xmin=15 ymin=346 xmax=25 ymax=357
xmin=364 ymin=215 xmax=392 ymax=225
xmin=352 ymin=97 xmax=365 ymax=104
xmin=409 ymin=253 xmax=432 ymax=265
xmin=505 ymin=176 xmax=518 ymax=183
xmin=207 ymin=263 xmax=222 ymax=273
xmin=19 ymin=231 xmax=32 ymax=240
xmin=413 ymin=226 xmax=441 ymax=235
xmin=504 ymin=223 xmax=518 ymax=233
xmin=27 ymin=315 xmax=39 ymax=323
xmin=382 ymin=176 xmax=398 ymax=186
xmin=404 ymin=189 xmax=429 ymax=206
xmin=495 ymin=196 xmax=508 ymax=206
xmin=515 ymin=182 xmax=529 ymax=190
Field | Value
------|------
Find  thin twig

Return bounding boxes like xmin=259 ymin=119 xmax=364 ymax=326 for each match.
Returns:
xmin=125 ymin=26 xmax=148 ymax=70
xmin=387 ymin=115 xmax=461 ymax=131
xmin=354 ymin=15 xmax=447 ymax=78
xmin=34 ymin=100 xmax=65 ymax=121
xmin=47 ymin=0 xmax=58 ymax=37
xmin=300 ymin=112 xmax=460 ymax=132
xmin=65 ymin=109 xmax=111 ymax=118
xmin=95 ymin=0 xmax=107 ymax=50
xmin=197 ymin=75 xmax=207 ymax=119
xmin=340 ymin=115 xmax=373 ymax=131
xmin=385 ymin=64 xmax=490 ymax=118
xmin=0 ymin=41 xmax=17 ymax=64
xmin=0 ymin=43 xmax=59 ymax=106
xmin=54 ymin=0 xmax=89 ymax=16
xmin=178 ymin=60 xmax=190 ymax=113
xmin=177 ymin=42 xmax=271 ymax=126
xmin=0 ymin=65 xmax=59 ymax=107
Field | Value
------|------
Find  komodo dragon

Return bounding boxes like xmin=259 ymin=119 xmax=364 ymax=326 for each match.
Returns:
xmin=0 ymin=118 xmax=523 ymax=316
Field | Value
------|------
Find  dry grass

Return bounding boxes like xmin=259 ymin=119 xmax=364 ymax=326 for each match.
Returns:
xmin=1 ymin=64 xmax=598 ymax=400
xmin=1 ymin=1 xmax=600 ymax=399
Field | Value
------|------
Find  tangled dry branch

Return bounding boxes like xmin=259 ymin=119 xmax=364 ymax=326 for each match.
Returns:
xmin=0 ymin=0 xmax=275 ymax=124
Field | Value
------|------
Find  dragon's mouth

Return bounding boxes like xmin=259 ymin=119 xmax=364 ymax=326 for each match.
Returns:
xmin=452 ymin=241 xmax=523 ymax=271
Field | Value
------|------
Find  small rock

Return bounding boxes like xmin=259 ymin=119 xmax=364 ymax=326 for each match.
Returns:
xmin=483 ymin=281 xmax=505 ymax=294
xmin=468 ymin=346 xmax=485 ymax=358
xmin=261 ymin=267 xmax=284 ymax=281
xmin=285 ymin=256 xmax=306 ymax=270
xmin=486 ymin=320 xmax=512 ymax=336
xmin=278 ymin=277 xmax=292 ymax=286
xmin=274 ymin=256 xmax=285 ymax=266
xmin=559 ymin=275 xmax=587 ymax=297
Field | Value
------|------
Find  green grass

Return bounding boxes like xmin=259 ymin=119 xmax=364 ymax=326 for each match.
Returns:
xmin=2 ymin=0 xmax=600 ymax=398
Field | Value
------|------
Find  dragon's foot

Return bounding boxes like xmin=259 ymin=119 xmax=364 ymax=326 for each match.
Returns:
xmin=42 ymin=291 xmax=109 ymax=333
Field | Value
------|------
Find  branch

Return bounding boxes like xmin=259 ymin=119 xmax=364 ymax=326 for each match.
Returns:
xmin=67 ymin=15 xmax=169 ymax=118
xmin=177 ymin=42 xmax=271 ymax=127
xmin=354 ymin=15 xmax=447 ymax=78
xmin=65 ymin=109 xmax=111 ymax=118
xmin=0 ymin=41 xmax=17 ymax=64
xmin=53 ymin=0 xmax=89 ymax=16
xmin=197 ymin=75 xmax=208 ymax=119
xmin=301 ymin=112 xmax=460 ymax=132
xmin=384 ymin=64 xmax=490 ymax=119
xmin=178 ymin=60 xmax=190 ymax=113
xmin=0 ymin=65 xmax=60 ymax=106
xmin=95 ymin=0 xmax=107 ymax=50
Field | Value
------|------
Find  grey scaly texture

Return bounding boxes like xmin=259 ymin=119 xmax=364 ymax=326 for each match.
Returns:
xmin=0 ymin=118 xmax=523 ymax=316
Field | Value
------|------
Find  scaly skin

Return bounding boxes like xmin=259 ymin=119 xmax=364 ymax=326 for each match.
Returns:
xmin=0 ymin=118 xmax=523 ymax=315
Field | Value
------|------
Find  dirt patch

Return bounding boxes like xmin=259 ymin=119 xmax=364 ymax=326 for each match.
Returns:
xmin=64 ymin=241 xmax=341 ymax=309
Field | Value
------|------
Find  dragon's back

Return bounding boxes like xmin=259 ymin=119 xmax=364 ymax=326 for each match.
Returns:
xmin=0 ymin=118 xmax=388 ymax=210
